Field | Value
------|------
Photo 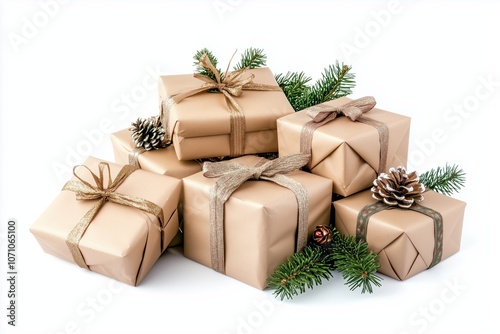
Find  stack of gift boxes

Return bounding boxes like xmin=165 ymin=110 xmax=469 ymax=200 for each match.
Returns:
xmin=30 ymin=56 xmax=466 ymax=289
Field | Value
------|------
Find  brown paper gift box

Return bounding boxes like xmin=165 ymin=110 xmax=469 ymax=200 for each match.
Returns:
xmin=30 ymin=156 xmax=182 ymax=286
xmin=182 ymin=155 xmax=332 ymax=289
xmin=334 ymin=189 xmax=466 ymax=281
xmin=110 ymin=128 xmax=202 ymax=247
xmin=277 ymin=97 xmax=411 ymax=196
xmin=110 ymin=128 xmax=202 ymax=179
xmin=159 ymin=67 xmax=295 ymax=160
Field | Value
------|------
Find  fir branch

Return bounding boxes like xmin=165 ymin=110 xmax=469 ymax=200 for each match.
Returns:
xmin=302 ymin=62 xmax=355 ymax=109
xmin=275 ymin=71 xmax=312 ymax=111
xmin=267 ymin=245 xmax=334 ymax=301
xmin=233 ymin=47 xmax=267 ymax=70
xmin=419 ymin=164 xmax=466 ymax=196
xmin=332 ymin=231 xmax=382 ymax=294
xmin=193 ymin=48 xmax=221 ymax=82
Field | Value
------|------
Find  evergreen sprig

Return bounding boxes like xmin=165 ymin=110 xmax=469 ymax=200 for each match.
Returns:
xmin=419 ymin=164 xmax=466 ymax=196
xmin=233 ymin=47 xmax=267 ymax=70
xmin=267 ymin=245 xmax=334 ymax=301
xmin=276 ymin=62 xmax=356 ymax=111
xmin=331 ymin=230 xmax=382 ymax=294
xmin=267 ymin=227 xmax=381 ymax=300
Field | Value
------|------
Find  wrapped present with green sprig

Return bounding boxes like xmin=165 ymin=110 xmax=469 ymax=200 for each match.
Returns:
xmin=158 ymin=48 xmax=295 ymax=161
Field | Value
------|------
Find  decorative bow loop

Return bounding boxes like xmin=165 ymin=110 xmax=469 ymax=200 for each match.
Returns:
xmin=306 ymin=96 xmax=376 ymax=125
xmin=62 ymin=162 xmax=165 ymax=270
xmin=202 ymin=154 xmax=311 ymax=273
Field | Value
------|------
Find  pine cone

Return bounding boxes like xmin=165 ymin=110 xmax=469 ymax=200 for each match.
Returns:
xmin=371 ymin=166 xmax=425 ymax=209
xmin=312 ymin=225 xmax=333 ymax=245
xmin=129 ymin=116 xmax=168 ymax=150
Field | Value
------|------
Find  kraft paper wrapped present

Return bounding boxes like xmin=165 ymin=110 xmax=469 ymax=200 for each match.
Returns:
xmin=159 ymin=62 xmax=294 ymax=161
xmin=110 ymin=128 xmax=202 ymax=247
xmin=334 ymin=189 xmax=466 ymax=281
xmin=182 ymin=154 xmax=332 ymax=289
xmin=30 ymin=156 xmax=182 ymax=286
xmin=277 ymin=96 xmax=411 ymax=196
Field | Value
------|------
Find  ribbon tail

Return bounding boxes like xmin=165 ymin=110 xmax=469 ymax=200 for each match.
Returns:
xmin=66 ymin=198 xmax=107 ymax=269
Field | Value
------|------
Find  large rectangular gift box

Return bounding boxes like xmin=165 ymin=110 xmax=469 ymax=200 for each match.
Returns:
xmin=159 ymin=67 xmax=295 ymax=160
xmin=277 ymin=96 xmax=411 ymax=196
xmin=30 ymin=156 xmax=182 ymax=286
xmin=182 ymin=155 xmax=332 ymax=289
xmin=334 ymin=189 xmax=466 ymax=280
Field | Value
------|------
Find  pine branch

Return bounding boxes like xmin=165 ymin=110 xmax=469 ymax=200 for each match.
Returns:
xmin=267 ymin=245 xmax=334 ymax=301
xmin=331 ymin=231 xmax=382 ymax=294
xmin=193 ymin=48 xmax=221 ymax=82
xmin=275 ymin=71 xmax=312 ymax=111
xmin=233 ymin=47 xmax=267 ymax=70
xmin=419 ymin=164 xmax=466 ymax=196
xmin=302 ymin=62 xmax=355 ymax=109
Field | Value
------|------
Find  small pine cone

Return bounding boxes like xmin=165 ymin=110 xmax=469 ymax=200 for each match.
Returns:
xmin=129 ymin=116 xmax=168 ymax=151
xmin=371 ymin=166 xmax=425 ymax=209
xmin=312 ymin=225 xmax=333 ymax=245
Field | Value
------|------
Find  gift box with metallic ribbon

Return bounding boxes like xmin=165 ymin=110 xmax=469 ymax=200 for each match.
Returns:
xmin=333 ymin=176 xmax=466 ymax=281
xmin=30 ymin=156 xmax=182 ymax=286
xmin=182 ymin=154 xmax=332 ymax=289
xmin=159 ymin=54 xmax=295 ymax=161
xmin=277 ymin=96 xmax=411 ymax=197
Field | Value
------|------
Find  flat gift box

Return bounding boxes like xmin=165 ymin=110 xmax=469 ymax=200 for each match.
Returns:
xmin=30 ymin=156 xmax=182 ymax=286
xmin=277 ymin=97 xmax=411 ymax=196
xmin=159 ymin=67 xmax=295 ymax=160
xmin=182 ymin=155 xmax=332 ymax=289
xmin=334 ymin=189 xmax=466 ymax=280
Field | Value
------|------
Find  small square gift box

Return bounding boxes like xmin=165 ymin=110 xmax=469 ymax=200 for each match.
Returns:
xmin=159 ymin=53 xmax=295 ymax=160
xmin=30 ymin=156 xmax=182 ymax=286
xmin=334 ymin=167 xmax=466 ymax=281
xmin=277 ymin=96 xmax=411 ymax=196
xmin=182 ymin=154 xmax=332 ymax=289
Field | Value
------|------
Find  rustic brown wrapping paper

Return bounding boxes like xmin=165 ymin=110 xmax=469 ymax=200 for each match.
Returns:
xmin=277 ymin=97 xmax=411 ymax=196
xmin=334 ymin=189 xmax=466 ymax=281
xmin=30 ymin=156 xmax=182 ymax=286
xmin=182 ymin=155 xmax=332 ymax=289
xmin=110 ymin=128 xmax=202 ymax=178
xmin=159 ymin=67 xmax=295 ymax=160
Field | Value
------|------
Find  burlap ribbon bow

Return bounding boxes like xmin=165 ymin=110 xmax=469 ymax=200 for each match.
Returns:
xmin=202 ymin=153 xmax=310 ymax=273
xmin=300 ymin=96 xmax=389 ymax=173
xmin=162 ymin=53 xmax=283 ymax=157
xmin=62 ymin=162 xmax=165 ymax=270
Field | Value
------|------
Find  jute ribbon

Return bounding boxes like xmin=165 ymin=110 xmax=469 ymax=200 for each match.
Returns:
xmin=356 ymin=200 xmax=444 ymax=269
xmin=62 ymin=162 xmax=165 ymax=270
xmin=128 ymin=147 xmax=146 ymax=168
xmin=299 ymin=96 xmax=389 ymax=173
xmin=161 ymin=53 xmax=283 ymax=157
xmin=202 ymin=153 xmax=310 ymax=273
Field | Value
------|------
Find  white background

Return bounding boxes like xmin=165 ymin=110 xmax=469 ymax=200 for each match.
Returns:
xmin=1 ymin=0 xmax=498 ymax=333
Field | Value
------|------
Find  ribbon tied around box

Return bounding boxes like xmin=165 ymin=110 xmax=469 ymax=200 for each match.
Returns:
xmin=300 ymin=96 xmax=389 ymax=173
xmin=356 ymin=166 xmax=444 ymax=269
xmin=202 ymin=153 xmax=310 ymax=273
xmin=62 ymin=162 xmax=165 ymax=270
xmin=161 ymin=52 xmax=283 ymax=157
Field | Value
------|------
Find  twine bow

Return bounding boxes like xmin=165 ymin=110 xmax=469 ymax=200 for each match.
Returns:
xmin=62 ymin=162 xmax=165 ymax=270
xmin=161 ymin=52 xmax=282 ymax=157
xmin=300 ymin=96 xmax=389 ymax=173
xmin=203 ymin=153 xmax=310 ymax=273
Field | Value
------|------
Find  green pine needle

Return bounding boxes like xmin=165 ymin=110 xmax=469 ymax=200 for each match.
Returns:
xmin=233 ymin=47 xmax=267 ymax=70
xmin=332 ymin=231 xmax=382 ymax=294
xmin=275 ymin=71 xmax=312 ymax=111
xmin=267 ymin=245 xmax=334 ymax=301
xmin=419 ymin=164 xmax=466 ymax=196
